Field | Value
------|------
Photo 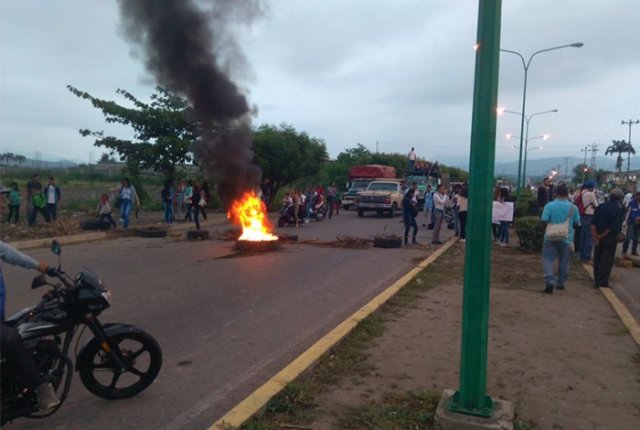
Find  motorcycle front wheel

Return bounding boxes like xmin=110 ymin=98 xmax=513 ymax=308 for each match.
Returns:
xmin=78 ymin=331 xmax=162 ymax=399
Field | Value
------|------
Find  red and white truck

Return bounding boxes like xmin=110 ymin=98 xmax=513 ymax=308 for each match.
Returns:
xmin=341 ymin=165 xmax=396 ymax=210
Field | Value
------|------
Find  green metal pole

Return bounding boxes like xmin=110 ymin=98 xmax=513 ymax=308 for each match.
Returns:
xmin=447 ymin=0 xmax=501 ymax=417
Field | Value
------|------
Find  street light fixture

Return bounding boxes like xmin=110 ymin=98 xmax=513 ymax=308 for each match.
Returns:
xmin=506 ymin=133 xmax=550 ymax=187
xmin=500 ymin=42 xmax=583 ymax=194
xmin=498 ymin=107 xmax=558 ymax=188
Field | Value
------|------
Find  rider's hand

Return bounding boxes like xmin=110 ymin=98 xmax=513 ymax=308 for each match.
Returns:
xmin=37 ymin=262 xmax=49 ymax=274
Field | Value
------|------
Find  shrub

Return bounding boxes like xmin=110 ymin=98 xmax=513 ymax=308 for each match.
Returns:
xmin=515 ymin=189 xmax=539 ymax=218
xmin=515 ymin=216 xmax=544 ymax=252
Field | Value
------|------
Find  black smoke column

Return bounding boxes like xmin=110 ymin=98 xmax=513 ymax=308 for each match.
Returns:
xmin=116 ymin=0 xmax=263 ymax=206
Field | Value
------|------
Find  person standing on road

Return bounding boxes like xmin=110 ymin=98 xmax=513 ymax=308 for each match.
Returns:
xmin=175 ymin=179 xmax=186 ymax=218
xmin=432 ymin=184 xmax=448 ymax=245
xmin=622 ymin=191 xmax=640 ymax=256
xmin=6 ymin=182 xmax=21 ymax=224
xmin=423 ymin=184 xmax=434 ymax=229
xmin=44 ymin=176 xmax=61 ymax=222
xmin=537 ymin=177 xmax=554 ymax=212
xmin=118 ymin=178 xmax=139 ymax=229
xmin=540 ymin=184 xmax=581 ymax=294
xmin=326 ymin=182 xmax=337 ymax=219
xmin=402 ymin=188 xmax=419 ymax=245
xmin=591 ymin=188 xmax=625 ymax=289
xmin=579 ymin=180 xmax=599 ymax=262
xmin=161 ymin=180 xmax=175 ymax=225
xmin=0 ymin=241 xmax=61 ymax=413
xmin=25 ymin=174 xmax=41 ymax=221
xmin=191 ymin=180 xmax=202 ymax=230
xmin=183 ymin=180 xmax=193 ymax=222
xmin=457 ymin=184 xmax=468 ymax=241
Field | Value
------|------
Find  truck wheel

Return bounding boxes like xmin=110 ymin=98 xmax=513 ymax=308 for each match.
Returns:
xmin=343 ymin=204 xmax=351 ymax=210
xmin=389 ymin=203 xmax=397 ymax=218
xmin=357 ymin=209 xmax=364 ymax=217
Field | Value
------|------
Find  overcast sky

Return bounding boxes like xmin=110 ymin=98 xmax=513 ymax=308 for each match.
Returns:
xmin=1 ymin=0 xmax=639 ymax=168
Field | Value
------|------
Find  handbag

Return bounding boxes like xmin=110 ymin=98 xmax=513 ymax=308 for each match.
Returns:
xmin=546 ymin=207 xmax=574 ymax=242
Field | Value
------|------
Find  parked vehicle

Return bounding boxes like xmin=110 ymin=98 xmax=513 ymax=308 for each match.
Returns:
xmin=342 ymin=165 xmax=396 ymax=210
xmin=405 ymin=175 xmax=440 ymax=209
xmin=355 ymin=180 xmax=403 ymax=218
xmin=1 ymin=241 xmax=162 ymax=426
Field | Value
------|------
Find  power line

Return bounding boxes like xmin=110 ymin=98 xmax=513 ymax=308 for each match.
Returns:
xmin=621 ymin=118 xmax=639 ymax=174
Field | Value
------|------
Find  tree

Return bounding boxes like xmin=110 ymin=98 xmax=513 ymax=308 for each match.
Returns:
xmin=68 ymin=86 xmax=198 ymax=181
xmin=605 ymin=139 xmax=636 ymax=177
xmin=98 ymin=153 xmax=116 ymax=163
xmin=252 ymin=123 xmax=329 ymax=196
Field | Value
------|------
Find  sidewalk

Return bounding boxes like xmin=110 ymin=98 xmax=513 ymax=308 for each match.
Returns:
xmin=236 ymin=241 xmax=640 ymax=429
xmin=8 ymin=213 xmax=231 ymax=250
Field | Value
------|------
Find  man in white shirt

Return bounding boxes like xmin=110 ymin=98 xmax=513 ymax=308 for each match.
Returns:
xmin=432 ymin=184 xmax=449 ymax=245
xmin=44 ymin=176 xmax=61 ymax=222
xmin=579 ymin=179 xmax=599 ymax=262
xmin=407 ymin=147 xmax=416 ymax=173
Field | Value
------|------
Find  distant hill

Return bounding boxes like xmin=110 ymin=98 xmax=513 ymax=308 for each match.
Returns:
xmin=435 ymin=154 xmax=639 ymax=177
xmin=0 ymin=157 xmax=79 ymax=169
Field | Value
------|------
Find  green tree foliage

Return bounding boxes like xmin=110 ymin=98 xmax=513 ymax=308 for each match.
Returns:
xmin=252 ymin=123 xmax=329 ymax=196
xmin=0 ymin=152 xmax=26 ymax=166
xmin=67 ymin=86 xmax=197 ymax=181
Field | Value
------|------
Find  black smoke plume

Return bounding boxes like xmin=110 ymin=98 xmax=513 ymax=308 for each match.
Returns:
xmin=116 ymin=0 xmax=264 ymax=206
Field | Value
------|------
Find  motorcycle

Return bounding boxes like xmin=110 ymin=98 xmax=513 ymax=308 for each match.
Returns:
xmin=1 ymin=240 xmax=162 ymax=426
xmin=277 ymin=203 xmax=305 ymax=227
xmin=309 ymin=195 xmax=326 ymax=221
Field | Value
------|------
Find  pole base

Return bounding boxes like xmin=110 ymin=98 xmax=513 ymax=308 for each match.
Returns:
xmin=435 ymin=389 xmax=513 ymax=430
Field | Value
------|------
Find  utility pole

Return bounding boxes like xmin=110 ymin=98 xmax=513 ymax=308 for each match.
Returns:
xmin=621 ymin=119 xmax=639 ymax=175
xmin=589 ymin=143 xmax=599 ymax=176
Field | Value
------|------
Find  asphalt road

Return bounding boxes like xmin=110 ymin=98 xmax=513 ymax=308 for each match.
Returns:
xmin=4 ymin=208 xmax=449 ymax=429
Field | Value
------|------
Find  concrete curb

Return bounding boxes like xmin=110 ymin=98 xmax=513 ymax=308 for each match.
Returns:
xmin=209 ymin=237 xmax=460 ymax=430
xmin=581 ymin=263 xmax=640 ymax=347
xmin=8 ymin=217 xmax=231 ymax=251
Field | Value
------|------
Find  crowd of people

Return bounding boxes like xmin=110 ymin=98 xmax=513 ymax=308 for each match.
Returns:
xmin=2 ymin=174 xmax=62 ymax=226
xmin=270 ymin=182 xmax=342 ymax=227
xmin=538 ymin=177 xmax=638 ymax=294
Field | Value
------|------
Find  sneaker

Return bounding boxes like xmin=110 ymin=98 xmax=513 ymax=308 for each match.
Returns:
xmin=543 ymin=284 xmax=554 ymax=294
xmin=556 ymin=284 xmax=565 ymax=290
xmin=35 ymin=382 xmax=60 ymax=412
xmin=499 ymin=242 xmax=506 ymax=247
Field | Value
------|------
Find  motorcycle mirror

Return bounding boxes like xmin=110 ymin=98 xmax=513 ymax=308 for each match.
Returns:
xmin=51 ymin=240 xmax=62 ymax=256
xmin=31 ymin=274 xmax=48 ymax=289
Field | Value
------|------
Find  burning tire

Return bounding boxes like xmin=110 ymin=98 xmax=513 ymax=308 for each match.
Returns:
xmin=373 ymin=236 xmax=403 ymax=249
xmin=187 ymin=229 xmax=210 ymax=240
xmin=135 ymin=227 xmax=167 ymax=238
xmin=234 ymin=239 xmax=281 ymax=253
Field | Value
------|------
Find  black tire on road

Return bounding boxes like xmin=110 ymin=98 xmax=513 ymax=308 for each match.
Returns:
xmin=186 ymin=229 xmax=210 ymax=240
xmin=343 ymin=205 xmax=351 ymax=210
xmin=373 ymin=236 xmax=403 ymax=249
xmin=357 ymin=209 xmax=364 ymax=217
xmin=134 ymin=227 xmax=167 ymax=238
xmin=82 ymin=220 xmax=112 ymax=231
xmin=78 ymin=331 xmax=162 ymax=400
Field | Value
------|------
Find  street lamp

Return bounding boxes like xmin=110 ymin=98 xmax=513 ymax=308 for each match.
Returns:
xmin=507 ymin=134 xmax=549 ymax=187
xmin=500 ymin=42 xmax=583 ymax=194
xmin=498 ymin=107 xmax=558 ymax=189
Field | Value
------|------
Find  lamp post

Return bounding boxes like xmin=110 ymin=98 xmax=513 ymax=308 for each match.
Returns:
xmin=507 ymin=134 xmax=549 ymax=188
xmin=500 ymin=42 xmax=583 ymax=195
xmin=498 ymin=108 xmax=558 ymax=188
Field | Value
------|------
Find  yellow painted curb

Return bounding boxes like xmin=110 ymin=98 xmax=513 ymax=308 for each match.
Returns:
xmin=582 ymin=263 xmax=640 ymax=347
xmin=210 ymin=237 xmax=459 ymax=430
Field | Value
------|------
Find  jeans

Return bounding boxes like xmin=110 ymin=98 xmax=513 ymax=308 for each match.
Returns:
xmin=7 ymin=204 xmax=19 ymax=223
xmin=432 ymin=209 xmax=444 ymax=242
xmin=99 ymin=213 xmax=117 ymax=227
xmin=579 ymin=214 xmax=594 ymax=260
xmin=407 ymin=160 xmax=414 ymax=173
xmin=164 ymin=201 xmax=173 ymax=224
xmin=458 ymin=211 xmax=467 ymax=239
xmin=1 ymin=323 xmax=42 ymax=390
xmin=28 ymin=206 xmax=49 ymax=226
xmin=622 ymin=221 xmax=638 ymax=254
xmin=46 ymin=203 xmax=57 ymax=221
xmin=193 ymin=203 xmax=201 ymax=230
xmin=176 ymin=192 xmax=184 ymax=216
xmin=542 ymin=240 xmax=570 ymax=287
xmin=499 ymin=221 xmax=509 ymax=244
xmin=327 ymin=196 xmax=335 ymax=218
xmin=404 ymin=216 xmax=418 ymax=242
xmin=120 ymin=199 xmax=132 ymax=229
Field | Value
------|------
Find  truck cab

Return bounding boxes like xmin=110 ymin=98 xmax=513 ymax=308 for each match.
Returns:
xmin=355 ymin=180 xmax=403 ymax=218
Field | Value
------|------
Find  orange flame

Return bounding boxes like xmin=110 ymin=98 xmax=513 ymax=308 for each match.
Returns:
xmin=229 ymin=191 xmax=278 ymax=241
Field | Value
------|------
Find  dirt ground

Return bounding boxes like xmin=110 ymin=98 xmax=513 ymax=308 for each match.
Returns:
xmin=251 ymin=243 xmax=640 ymax=429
